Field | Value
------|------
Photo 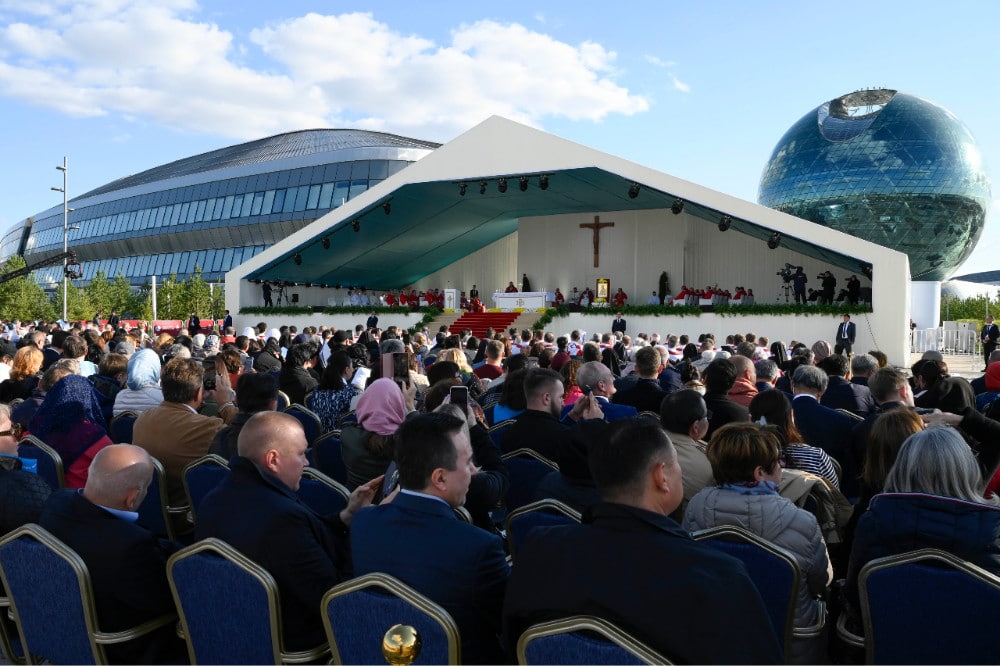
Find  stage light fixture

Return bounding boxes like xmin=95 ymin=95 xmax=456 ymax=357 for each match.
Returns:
xmin=352 ymin=219 xmax=360 ymax=232
xmin=459 ymin=182 xmax=467 ymax=196
xmin=628 ymin=183 xmax=641 ymax=199
xmin=382 ymin=202 xmax=391 ymax=215
xmin=498 ymin=178 xmax=508 ymax=193
xmin=519 ymin=176 xmax=529 ymax=191
xmin=539 ymin=175 xmax=549 ymax=190
xmin=671 ymin=199 xmax=684 ymax=215
xmin=479 ymin=180 xmax=488 ymax=195
xmin=767 ymin=232 xmax=782 ymax=250
xmin=293 ymin=253 xmax=302 ymax=265
xmin=718 ymin=215 xmax=732 ymax=232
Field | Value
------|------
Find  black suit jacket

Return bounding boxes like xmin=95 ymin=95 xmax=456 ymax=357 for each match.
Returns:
xmin=611 ymin=318 xmax=627 ymax=334
xmin=704 ymin=391 xmax=750 ymax=440
xmin=196 ymin=457 xmax=350 ymax=651
xmin=836 ymin=321 xmax=856 ymax=344
xmin=793 ymin=395 xmax=860 ymax=496
xmin=821 ymin=376 xmax=876 ymax=417
xmin=502 ymin=502 xmax=782 ymax=664
xmin=501 ymin=410 xmax=601 ymax=480
xmin=39 ymin=489 xmax=180 ymax=663
xmin=612 ymin=378 xmax=667 ymax=413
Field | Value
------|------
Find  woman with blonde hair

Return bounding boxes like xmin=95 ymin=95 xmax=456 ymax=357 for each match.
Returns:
xmin=435 ymin=348 xmax=484 ymax=401
xmin=0 ymin=346 xmax=43 ymax=402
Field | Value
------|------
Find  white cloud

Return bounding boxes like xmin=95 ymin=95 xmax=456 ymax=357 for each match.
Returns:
xmin=670 ymin=74 xmax=691 ymax=94
xmin=0 ymin=6 xmax=649 ymax=141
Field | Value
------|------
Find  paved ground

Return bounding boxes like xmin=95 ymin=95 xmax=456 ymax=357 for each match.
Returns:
xmin=907 ymin=350 xmax=983 ymax=379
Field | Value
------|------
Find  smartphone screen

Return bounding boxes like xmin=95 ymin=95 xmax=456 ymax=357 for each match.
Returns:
xmin=450 ymin=385 xmax=469 ymax=412
xmin=202 ymin=361 xmax=216 ymax=391
xmin=393 ymin=352 xmax=409 ymax=382
xmin=525 ymin=356 xmax=539 ymax=368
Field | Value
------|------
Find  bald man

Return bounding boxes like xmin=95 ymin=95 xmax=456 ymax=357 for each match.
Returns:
xmin=40 ymin=445 xmax=183 ymax=663
xmin=196 ymin=411 xmax=381 ymax=652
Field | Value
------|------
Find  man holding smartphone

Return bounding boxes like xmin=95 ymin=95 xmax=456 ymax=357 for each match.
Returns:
xmin=560 ymin=362 xmax=636 ymax=423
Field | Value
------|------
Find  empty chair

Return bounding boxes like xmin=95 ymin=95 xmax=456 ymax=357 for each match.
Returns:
xmin=275 ymin=391 xmax=291 ymax=411
xmin=311 ymin=431 xmax=348 ymax=485
xmin=182 ymin=454 xmax=230 ymax=523
xmin=296 ymin=467 xmax=349 ymax=517
xmin=517 ymin=615 xmax=672 ymax=665
xmin=0 ymin=524 xmax=175 ymax=665
xmin=859 ymin=548 xmax=1000 ymax=664
xmin=17 ymin=435 xmax=65 ymax=490
xmin=692 ymin=525 xmax=802 ymax=661
xmin=167 ymin=538 xmax=329 ymax=664
xmin=108 ymin=411 xmax=138 ymax=444
xmin=505 ymin=499 xmax=581 ymax=560
xmin=135 ymin=457 xmax=180 ymax=541
xmin=322 ymin=572 xmax=460 ymax=665
xmin=283 ymin=404 xmax=324 ymax=446
xmin=501 ymin=448 xmax=559 ymax=513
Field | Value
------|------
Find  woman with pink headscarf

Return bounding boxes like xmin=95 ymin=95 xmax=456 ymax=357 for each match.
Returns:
xmin=340 ymin=378 xmax=412 ymax=490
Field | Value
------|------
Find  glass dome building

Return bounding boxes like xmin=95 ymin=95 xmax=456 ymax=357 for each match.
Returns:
xmin=758 ymin=89 xmax=990 ymax=281
xmin=2 ymin=129 xmax=439 ymax=290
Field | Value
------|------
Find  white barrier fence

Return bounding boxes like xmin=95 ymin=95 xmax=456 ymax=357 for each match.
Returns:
xmin=911 ymin=327 xmax=980 ymax=355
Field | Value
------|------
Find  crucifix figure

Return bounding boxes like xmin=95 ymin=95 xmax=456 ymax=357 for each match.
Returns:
xmin=580 ymin=215 xmax=614 ymax=268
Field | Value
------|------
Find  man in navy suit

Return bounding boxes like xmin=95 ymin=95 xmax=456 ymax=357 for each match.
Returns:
xmin=792 ymin=364 xmax=861 ymax=497
xmin=351 ymin=412 xmax=510 ymax=664
xmin=834 ymin=314 xmax=856 ymax=355
xmin=613 ymin=346 xmax=668 ymax=414
xmin=40 ymin=445 xmax=184 ymax=663
xmin=196 ymin=412 xmax=380 ymax=652
xmin=819 ymin=354 xmax=875 ymax=417
xmin=982 ymin=315 xmax=999 ymax=371
xmin=561 ymin=362 xmax=637 ymax=422
xmin=611 ymin=312 xmax=627 ymax=335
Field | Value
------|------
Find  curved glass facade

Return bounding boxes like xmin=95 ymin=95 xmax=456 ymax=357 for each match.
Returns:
xmin=7 ymin=129 xmax=439 ymax=290
xmin=758 ymin=90 xmax=990 ymax=281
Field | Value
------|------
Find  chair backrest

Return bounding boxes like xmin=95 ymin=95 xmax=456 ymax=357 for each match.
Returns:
xmin=691 ymin=525 xmax=797 ymax=659
xmin=312 ymin=431 xmax=348 ymax=485
xmin=322 ymin=572 xmax=460 ymax=665
xmin=517 ymin=615 xmax=671 ymax=665
xmin=275 ymin=391 xmax=291 ymax=411
xmin=167 ymin=538 xmax=286 ymax=665
xmin=283 ymin=404 xmax=324 ymax=445
xmin=501 ymin=448 xmax=560 ymax=513
xmin=505 ymin=498 xmax=582 ymax=560
xmin=860 ymin=548 xmax=1000 ymax=664
xmin=182 ymin=454 xmax=230 ymax=522
xmin=0 ymin=524 xmax=103 ymax=664
xmin=297 ymin=467 xmax=350 ymax=517
xmin=488 ymin=419 xmax=518 ymax=450
xmin=108 ymin=411 xmax=138 ymax=444
xmin=17 ymin=435 xmax=65 ymax=490
xmin=135 ymin=456 xmax=176 ymax=541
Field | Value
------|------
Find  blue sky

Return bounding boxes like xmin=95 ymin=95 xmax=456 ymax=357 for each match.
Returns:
xmin=1 ymin=0 xmax=998 ymax=275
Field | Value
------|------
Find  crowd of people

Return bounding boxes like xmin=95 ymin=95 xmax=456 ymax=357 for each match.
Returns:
xmin=0 ymin=312 xmax=996 ymax=664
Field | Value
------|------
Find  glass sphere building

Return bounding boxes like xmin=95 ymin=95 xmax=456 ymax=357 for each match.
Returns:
xmin=758 ymin=89 xmax=990 ymax=281
xmin=1 ymin=129 xmax=439 ymax=290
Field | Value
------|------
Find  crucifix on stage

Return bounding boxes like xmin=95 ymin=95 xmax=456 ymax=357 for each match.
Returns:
xmin=580 ymin=215 xmax=614 ymax=268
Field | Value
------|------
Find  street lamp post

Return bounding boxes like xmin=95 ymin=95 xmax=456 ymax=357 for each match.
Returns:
xmin=51 ymin=157 xmax=69 ymax=323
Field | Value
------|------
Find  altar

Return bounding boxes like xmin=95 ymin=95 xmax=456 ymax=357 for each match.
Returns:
xmin=492 ymin=291 xmax=548 ymax=310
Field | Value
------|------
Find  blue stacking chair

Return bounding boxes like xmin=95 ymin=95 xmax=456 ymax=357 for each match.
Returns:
xmin=17 ymin=435 xmax=64 ymax=490
xmin=322 ymin=572 xmax=460 ymax=665
xmin=500 ymin=448 xmax=559 ymax=514
xmin=275 ymin=391 xmax=291 ymax=411
xmin=135 ymin=456 xmax=179 ymax=541
xmin=488 ymin=419 xmax=517 ymax=450
xmin=692 ymin=525 xmax=799 ymax=661
xmin=312 ymin=431 xmax=348 ymax=485
xmin=517 ymin=615 xmax=671 ymax=665
xmin=283 ymin=404 xmax=324 ymax=446
xmin=505 ymin=498 xmax=581 ymax=560
xmin=297 ymin=467 xmax=350 ymax=518
xmin=182 ymin=454 xmax=230 ymax=523
xmin=108 ymin=411 xmax=138 ymax=444
xmin=167 ymin=538 xmax=328 ymax=665
xmin=860 ymin=548 xmax=1000 ymax=665
xmin=0 ymin=524 xmax=175 ymax=665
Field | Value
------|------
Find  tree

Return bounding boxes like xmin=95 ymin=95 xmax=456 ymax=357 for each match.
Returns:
xmin=53 ymin=280 xmax=92 ymax=322
xmin=85 ymin=271 xmax=113 ymax=318
xmin=0 ymin=256 xmax=55 ymax=321
xmin=110 ymin=274 xmax=133 ymax=316
xmin=157 ymin=274 xmax=184 ymax=320
xmin=126 ymin=280 xmax=154 ymax=321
